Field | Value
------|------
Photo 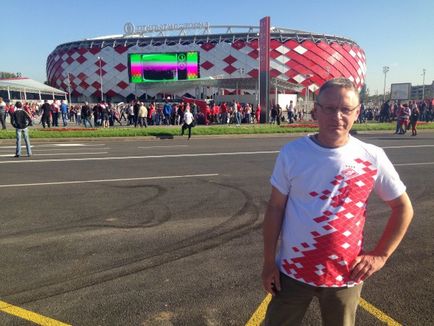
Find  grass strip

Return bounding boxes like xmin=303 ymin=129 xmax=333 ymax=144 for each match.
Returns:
xmin=0 ymin=122 xmax=432 ymax=139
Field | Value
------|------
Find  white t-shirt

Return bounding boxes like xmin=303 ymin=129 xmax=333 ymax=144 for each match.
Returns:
xmin=184 ymin=111 xmax=194 ymax=125
xmin=270 ymin=135 xmax=406 ymax=287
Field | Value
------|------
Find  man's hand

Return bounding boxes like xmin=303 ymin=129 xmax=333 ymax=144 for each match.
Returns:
xmin=262 ymin=262 xmax=281 ymax=296
xmin=350 ymin=253 xmax=388 ymax=282
xmin=351 ymin=193 xmax=413 ymax=283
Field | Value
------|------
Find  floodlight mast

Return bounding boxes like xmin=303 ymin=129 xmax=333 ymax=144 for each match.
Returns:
xmin=383 ymin=66 xmax=389 ymax=103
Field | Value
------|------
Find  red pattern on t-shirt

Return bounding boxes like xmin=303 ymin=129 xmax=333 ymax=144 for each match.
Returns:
xmin=282 ymin=158 xmax=377 ymax=287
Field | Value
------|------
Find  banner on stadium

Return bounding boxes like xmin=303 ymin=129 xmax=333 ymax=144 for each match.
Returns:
xmin=259 ymin=16 xmax=270 ymax=122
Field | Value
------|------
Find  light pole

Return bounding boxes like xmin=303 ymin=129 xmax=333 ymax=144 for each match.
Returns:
xmin=67 ymin=73 xmax=72 ymax=104
xmin=382 ymin=66 xmax=389 ymax=103
xmin=422 ymin=68 xmax=426 ymax=100
xmin=97 ymin=56 xmax=104 ymax=102
xmin=303 ymin=74 xmax=313 ymax=112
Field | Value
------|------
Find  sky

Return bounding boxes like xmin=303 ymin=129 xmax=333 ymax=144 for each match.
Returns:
xmin=1 ymin=0 xmax=433 ymax=95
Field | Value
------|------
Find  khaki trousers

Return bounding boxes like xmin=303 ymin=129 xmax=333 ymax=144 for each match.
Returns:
xmin=264 ymin=273 xmax=363 ymax=326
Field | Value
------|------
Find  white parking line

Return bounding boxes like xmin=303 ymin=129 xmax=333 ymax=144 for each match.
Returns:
xmin=32 ymin=148 xmax=110 ymax=152
xmin=383 ymin=145 xmax=434 ymax=149
xmin=31 ymin=152 xmax=108 ymax=156
xmin=0 ymin=151 xmax=280 ymax=164
xmin=0 ymin=173 xmax=219 ymax=188
xmin=138 ymin=145 xmax=189 ymax=149
xmin=395 ymin=162 xmax=434 ymax=166
xmin=0 ymin=143 xmax=105 ymax=149
xmin=52 ymin=143 xmax=102 ymax=147
xmin=0 ymin=152 xmax=108 ymax=158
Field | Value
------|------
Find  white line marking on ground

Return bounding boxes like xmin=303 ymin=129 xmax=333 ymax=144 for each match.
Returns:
xmin=0 ymin=173 xmax=219 ymax=188
xmin=394 ymin=162 xmax=434 ymax=166
xmin=0 ymin=144 xmax=106 ymax=150
xmin=32 ymin=152 xmax=108 ymax=156
xmin=0 ymin=152 xmax=107 ymax=158
xmin=31 ymin=148 xmax=110 ymax=152
xmin=0 ymin=154 xmax=24 ymax=157
xmin=0 ymin=145 xmax=34 ymax=149
xmin=137 ymin=145 xmax=189 ymax=149
xmin=44 ymin=143 xmax=105 ymax=147
xmin=382 ymin=145 xmax=434 ymax=149
xmin=52 ymin=143 xmax=87 ymax=147
xmin=0 ymin=151 xmax=279 ymax=164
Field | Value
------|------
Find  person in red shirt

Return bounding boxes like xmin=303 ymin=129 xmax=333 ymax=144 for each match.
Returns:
xmin=220 ymin=102 xmax=228 ymax=124
xmin=7 ymin=103 xmax=15 ymax=124
xmin=255 ymin=104 xmax=261 ymax=124
xmin=212 ymin=103 xmax=220 ymax=124
xmin=202 ymin=105 xmax=211 ymax=125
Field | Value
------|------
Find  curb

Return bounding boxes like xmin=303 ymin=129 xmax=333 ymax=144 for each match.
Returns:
xmin=0 ymin=129 xmax=432 ymax=145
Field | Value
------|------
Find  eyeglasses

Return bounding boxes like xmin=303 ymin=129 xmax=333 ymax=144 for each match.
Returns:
xmin=315 ymin=102 xmax=360 ymax=115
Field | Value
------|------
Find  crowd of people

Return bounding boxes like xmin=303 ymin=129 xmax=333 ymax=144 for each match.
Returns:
xmin=0 ymin=99 xmax=296 ymax=128
xmin=358 ymin=99 xmax=433 ymax=124
xmin=376 ymin=99 xmax=433 ymax=135
xmin=0 ymin=97 xmax=432 ymax=132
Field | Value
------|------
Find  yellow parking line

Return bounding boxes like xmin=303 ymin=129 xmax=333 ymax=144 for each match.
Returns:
xmin=245 ymin=294 xmax=272 ymax=326
xmin=359 ymin=298 xmax=402 ymax=325
xmin=245 ymin=295 xmax=402 ymax=326
xmin=0 ymin=300 xmax=71 ymax=326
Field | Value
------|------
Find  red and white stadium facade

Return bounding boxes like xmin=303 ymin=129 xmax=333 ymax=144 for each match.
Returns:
xmin=47 ymin=24 xmax=367 ymax=102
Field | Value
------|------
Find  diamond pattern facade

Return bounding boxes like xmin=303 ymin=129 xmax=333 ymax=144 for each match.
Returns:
xmin=47 ymin=33 xmax=366 ymax=101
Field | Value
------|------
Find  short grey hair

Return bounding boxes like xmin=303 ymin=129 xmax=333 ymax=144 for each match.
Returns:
xmin=317 ymin=78 xmax=360 ymax=103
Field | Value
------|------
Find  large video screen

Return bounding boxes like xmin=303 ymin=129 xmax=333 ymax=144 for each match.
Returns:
xmin=129 ymin=52 xmax=200 ymax=83
xmin=390 ymin=83 xmax=411 ymax=100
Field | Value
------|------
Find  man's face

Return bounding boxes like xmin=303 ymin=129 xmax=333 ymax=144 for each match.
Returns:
xmin=313 ymin=87 xmax=360 ymax=140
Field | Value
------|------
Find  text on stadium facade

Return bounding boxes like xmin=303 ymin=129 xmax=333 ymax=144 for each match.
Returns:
xmin=124 ymin=22 xmax=210 ymax=35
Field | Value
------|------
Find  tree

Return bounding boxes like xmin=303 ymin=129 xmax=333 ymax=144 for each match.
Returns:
xmin=0 ymin=72 xmax=19 ymax=79
xmin=360 ymin=84 xmax=368 ymax=102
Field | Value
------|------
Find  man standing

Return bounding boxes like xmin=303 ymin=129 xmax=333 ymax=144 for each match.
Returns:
xmin=11 ymin=101 xmax=33 ymax=157
xmin=81 ymin=102 xmax=92 ymax=128
xmin=40 ymin=100 xmax=51 ymax=128
xmin=133 ymin=100 xmax=140 ymax=127
xmin=262 ymin=78 xmax=413 ymax=325
xmin=163 ymin=100 xmax=172 ymax=125
xmin=51 ymin=101 xmax=59 ymax=127
xmin=287 ymin=100 xmax=295 ymax=124
xmin=138 ymin=102 xmax=148 ymax=128
xmin=60 ymin=100 xmax=69 ymax=127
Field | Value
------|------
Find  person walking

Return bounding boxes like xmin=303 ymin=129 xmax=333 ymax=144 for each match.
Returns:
xmin=180 ymin=107 xmax=194 ymax=140
xmin=262 ymin=78 xmax=413 ymax=326
xmin=11 ymin=102 xmax=33 ymax=157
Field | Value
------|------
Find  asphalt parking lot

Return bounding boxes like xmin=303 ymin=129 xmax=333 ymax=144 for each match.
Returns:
xmin=0 ymin=132 xmax=433 ymax=325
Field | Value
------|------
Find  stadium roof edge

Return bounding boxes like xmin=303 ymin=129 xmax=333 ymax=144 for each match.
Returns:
xmin=52 ymin=26 xmax=357 ymax=52
xmin=133 ymin=77 xmax=305 ymax=93
xmin=0 ymin=78 xmax=66 ymax=95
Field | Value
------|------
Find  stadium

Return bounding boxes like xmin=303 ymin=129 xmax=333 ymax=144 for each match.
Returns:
xmin=46 ymin=23 xmax=367 ymax=103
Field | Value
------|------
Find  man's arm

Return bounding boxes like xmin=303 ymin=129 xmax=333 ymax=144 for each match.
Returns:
xmin=350 ymin=192 xmax=413 ymax=282
xmin=262 ymin=186 xmax=288 ymax=295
